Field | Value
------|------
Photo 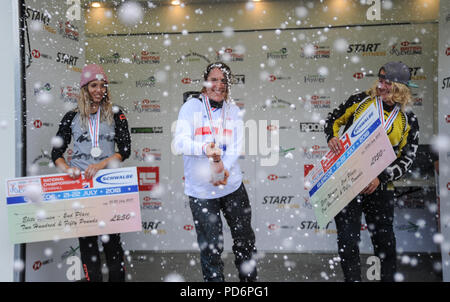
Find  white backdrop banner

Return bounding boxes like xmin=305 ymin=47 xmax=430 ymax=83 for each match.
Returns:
xmin=22 ymin=0 xmax=442 ymax=281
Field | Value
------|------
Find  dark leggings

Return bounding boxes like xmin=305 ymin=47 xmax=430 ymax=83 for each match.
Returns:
xmin=335 ymin=187 xmax=396 ymax=282
xmin=189 ymin=183 xmax=258 ymax=282
xmin=78 ymin=233 xmax=125 ymax=282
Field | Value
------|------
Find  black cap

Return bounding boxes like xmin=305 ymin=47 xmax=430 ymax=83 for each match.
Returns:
xmin=378 ymin=61 xmax=418 ymax=88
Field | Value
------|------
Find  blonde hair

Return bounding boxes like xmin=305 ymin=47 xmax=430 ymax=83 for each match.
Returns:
xmin=366 ymin=79 xmax=412 ymax=111
xmin=76 ymin=85 xmax=114 ymax=128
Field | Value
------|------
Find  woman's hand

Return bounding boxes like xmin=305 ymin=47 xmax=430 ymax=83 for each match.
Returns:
xmin=361 ymin=177 xmax=380 ymax=195
xmin=328 ymin=137 xmax=342 ymax=156
xmin=205 ymin=142 xmax=222 ymax=162
xmin=212 ymin=169 xmax=230 ymax=186
xmin=84 ymin=162 xmax=106 ymax=179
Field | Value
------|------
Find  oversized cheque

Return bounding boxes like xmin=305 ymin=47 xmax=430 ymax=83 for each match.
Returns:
xmin=6 ymin=167 xmax=142 ymax=244
xmin=306 ymin=104 xmax=396 ymax=228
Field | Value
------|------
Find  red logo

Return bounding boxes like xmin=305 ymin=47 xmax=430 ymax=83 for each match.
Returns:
xmin=142 ymin=51 xmax=149 ymax=56
xmin=119 ymin=114 xmax=126 ymax=120
xmin=312 ymin=145 xmax=320 ymax=150
xmin=33 ymin=261 xmax=42 ymax=271
xmin=446 ymin=48 xmax=450 ymax=56
xmin=268 ymin=174 xmax=278 ymax=181
xmin=447 ymin=183 xmax=450 ymax=190
xmin=353 ymin=72 xmax=363 ymax=79
xmin=33 ymin=120 xmax=43 ymax=128
xmin=142 ymin=99 xmax=150 ymax=105
xmin=32 ymin=49 xmax=41 ymax=59
xmin=446 ymin=115 xmax=450 ymax=123
xmin=267 ymin=125 xmax=278 ymax=131
xmin=311 ymin=95 xmax=319 ymax=100
xmin=269 ymin=75 xmax=277 ymax=82
xmin=184 ymin=225 xmax=194 ymax=231
xmin=401 ymin=41 xmax=410 ymax=46
xmin=181 ymin=78 xmax=191 ymax=84
xmin=361 ymin=224 xmax=368 ymax=231
xmin=143 ymin=196 xmax=151 ymax=202
xmin=304 ymin=164 xmax=314 ymax=177
xmin=225 ymin=48 xmax=233 ymax=53
xmin=137 ymin=167 xmax=160 ymax=191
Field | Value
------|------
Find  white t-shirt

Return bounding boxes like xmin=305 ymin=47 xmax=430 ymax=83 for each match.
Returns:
xmin=173 ymin=96 xmax=244 ymax=199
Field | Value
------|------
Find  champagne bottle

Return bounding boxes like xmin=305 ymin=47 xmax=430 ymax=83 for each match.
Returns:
xmin=211 ymin=158 xmax=225 ymax=182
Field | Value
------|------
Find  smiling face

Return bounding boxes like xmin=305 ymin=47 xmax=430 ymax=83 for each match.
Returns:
xmin=87 ymin=80 xmax=107 ymax=105
xmin=205 ymin=68 xmax=228 ymax=102
xmin=377 ymin=69 xmax=395 ymax=105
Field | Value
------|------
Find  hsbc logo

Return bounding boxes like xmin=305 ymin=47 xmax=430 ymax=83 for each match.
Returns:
xmin=33 ymin=261 xmax=42 ymax=271
xmin=268 ymin=75 xmax=291 ymax=82
xmin=31 ymin=49 xmax=52 ymax=60
xmin=401 ymin=41 xmax=410 ymax=46
xmin=32 ymin=49 xmax=41 ymax=58
xmin=268 ymin=224 xmax=278 ymax=230
xmin=143 ymin=196 xmax=151 ymax=202
xmin=446 ymin=48 xmax=450 ymax=56
xmin=32 ymin=258 xmax=53 ymax=271
xmin=34 ymin=120 xmax=42 ymax=128
xmin=184 ymin=225 xmax=194 ymax=231
xmin=268 ymin=224 xmax=294 ymax=230
xmin=268 ymin=174 xmax=278 ymax=181
xmin=446 ymin=115 xmax=450 ymax=123
xmin=182 ymin=77 xmax=202 ymax=84
xmin=353 ymin=72 xmax=375 ymax=80
xmin=267 ymin=174 xmax=291 ymax=181
xmin=447 ymin=182 xmax=450 ymax=190
xmin=33 ymin=120 xmax=53 ymax=129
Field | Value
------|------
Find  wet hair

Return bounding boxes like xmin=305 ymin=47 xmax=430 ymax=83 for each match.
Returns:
xmin=201 ymin=62 xmax=232 ymax=101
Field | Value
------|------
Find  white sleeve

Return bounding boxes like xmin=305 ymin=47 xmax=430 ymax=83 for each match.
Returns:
xmin=173 ymin=100 xmax=208 ymax=156
xmin=222 ymin=105 xmax=244 ymax=171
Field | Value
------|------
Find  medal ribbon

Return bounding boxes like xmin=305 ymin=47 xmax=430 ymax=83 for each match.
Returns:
xmin=88 ymin=109 xmax=101 ymax=150
xmin=202 ymin=94 xmax=226 ymax=148
xmin=376 ymin=96 xmax=400 ymax=132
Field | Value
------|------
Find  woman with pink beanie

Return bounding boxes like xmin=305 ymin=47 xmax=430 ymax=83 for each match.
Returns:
xmin=51 ymin=64 xmax=131 ymax=282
